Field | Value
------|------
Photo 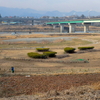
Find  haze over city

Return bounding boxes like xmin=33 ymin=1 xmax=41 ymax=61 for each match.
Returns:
xmin=0 ymin=0 xmax=100 ymax=12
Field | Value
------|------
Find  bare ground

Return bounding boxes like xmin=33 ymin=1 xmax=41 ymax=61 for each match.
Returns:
xmin=1 ymin=74 xmax=100 ymax=100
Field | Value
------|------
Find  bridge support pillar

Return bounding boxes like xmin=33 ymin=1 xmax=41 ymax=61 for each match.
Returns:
xmin=82 ymin=23 xmax=91 ymax=33
xmin=32 ymin=20 xmax=34 ymax=25
xmin=59 ymin=25 xmax=64 ymax=33
xmin=68 ymin=23 xmax=76 ymax=33
xmin=53 ymin=25 xmax=56 ymax=29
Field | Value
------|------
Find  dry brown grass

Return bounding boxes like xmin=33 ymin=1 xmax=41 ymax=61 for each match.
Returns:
xmin=0 ymin=35 xmax=100 ymax=75
xmin=0 ymin=28 xmax=100 ymax=100
xmin=1 ymin=29 xmax=100 ymax=99
xmin=0 ymin=25 xmax=54 ymax=32
xmin=1 ymin=49 xmax=100 ymax=76
xmin=91 ymin=81 xmax=100 ymax=90
xmin=0 ymin=34 xmax=52 ymax=39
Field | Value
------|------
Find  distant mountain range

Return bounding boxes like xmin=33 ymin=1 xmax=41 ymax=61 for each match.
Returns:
xmin=0 ymin=6 xmax=100 ymax=17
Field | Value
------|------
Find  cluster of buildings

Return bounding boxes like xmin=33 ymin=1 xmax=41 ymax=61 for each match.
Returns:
xmin=1 ymin=14 xmax=100 ymax=26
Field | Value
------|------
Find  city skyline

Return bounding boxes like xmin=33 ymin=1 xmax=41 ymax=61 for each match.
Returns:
xmin=0 ymin=0 xmax=100 ymax=12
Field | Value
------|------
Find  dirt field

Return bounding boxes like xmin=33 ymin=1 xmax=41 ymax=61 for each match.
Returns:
xmin=1 ymin=74 xmax=100 ymax=100
xmin=1 ymin=33 xmax=100 ymax=99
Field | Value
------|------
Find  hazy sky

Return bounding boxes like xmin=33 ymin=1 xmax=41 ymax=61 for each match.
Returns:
xmin=0 ymin=0 xmax=100 ymax=12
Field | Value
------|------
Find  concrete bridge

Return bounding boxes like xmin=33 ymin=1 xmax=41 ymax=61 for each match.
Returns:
xmin=46 ymin=19 xmax=100 ymax=33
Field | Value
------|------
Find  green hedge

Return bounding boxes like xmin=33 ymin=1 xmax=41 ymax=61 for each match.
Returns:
xmin=64 ymin=47 xmax=76 ymax=53
xmin=27 ymin=52 xmax=47 ymax=59
xmin=36 ymin=48 xmax=50 ymax=52
xmin=27 ymin=52 xmax=38 ymax=58
xmin=43 ymin=51 xmax=57 ymax=57
xmin=78 ymin=46 xmax=94 ymax=50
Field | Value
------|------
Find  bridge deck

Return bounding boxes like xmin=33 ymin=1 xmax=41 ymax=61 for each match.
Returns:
xmin=46 ymin=19 xmax=100 ymax=25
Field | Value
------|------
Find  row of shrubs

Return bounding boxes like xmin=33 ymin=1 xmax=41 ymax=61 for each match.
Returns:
xmin=27 ymin=46 xmax=94 ymax=59
xmin=27 ymin=51 xmax=57 ymax=59
xmin=64 ymin=46 xmax=94 ymax=53
xmin=36 ymin=47 xmax=94 ymax=52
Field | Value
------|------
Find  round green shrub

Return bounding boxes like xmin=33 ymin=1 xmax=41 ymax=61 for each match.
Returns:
xmin=36 ymin=48 xmax=49 ymax=52
xmin=43 ymin=51 xmax=57 ymax=57
xmin=27 ymin=52 xmax=47 ymax=59
xmin=64 ymin=47 xmax=76 ymax=53
xmin=78 ymin=46 xmax=94 ymax=50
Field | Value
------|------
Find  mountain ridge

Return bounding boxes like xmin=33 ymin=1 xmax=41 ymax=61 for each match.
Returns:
xmin=0 ymin=6 xmax=100 ymax=17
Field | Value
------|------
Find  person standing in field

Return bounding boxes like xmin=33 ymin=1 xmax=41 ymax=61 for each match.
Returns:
xmin=11 ymin=67 xmax=14 ymax=73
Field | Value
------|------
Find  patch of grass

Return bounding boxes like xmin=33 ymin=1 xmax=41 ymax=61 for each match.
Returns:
xmin=0 ymin=38 xmax=93 ymax=49
xmin=40 ymin=39 xmax=92 ymax=47
xmin=68 ymin=39 xmax=92 ymax=45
